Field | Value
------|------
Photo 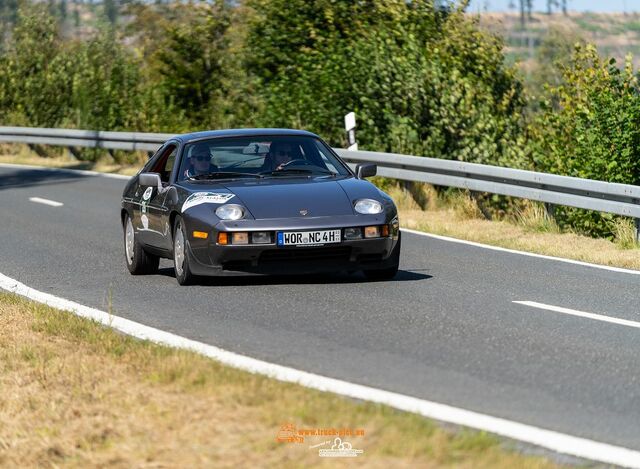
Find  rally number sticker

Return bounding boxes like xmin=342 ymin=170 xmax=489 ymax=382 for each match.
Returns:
xmin=182 ymin=192 xmax=235 ymax=212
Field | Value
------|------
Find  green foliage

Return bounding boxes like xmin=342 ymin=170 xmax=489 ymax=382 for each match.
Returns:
xmin=531 ymin=44 xmax=640 ymax=236
xmin=0 ymin=0 xmax=19 ymax=30
xmin=0 ymin=4 xmax=72 ymax=126
xmin=103 ymin=0 xmax=117 ymax=25
xmin=529 ymin=26 xmax=582 ymax=102
xmin=68 ymin=32 xmax=143 ymax=131
xmin=0 ymin=5 xmax=186 ymax=161
xmin=245 ymin=0 xmax=528 ymax=168
xmin=1 ymin=0 xmax=526 ymax=167
xmin=124 ymin=1 xmax=258 ymax=130
xmin=59 ymin=0 xmax=67 ymax=22
xmin=151 ymin=3 xmax=231 ymax=127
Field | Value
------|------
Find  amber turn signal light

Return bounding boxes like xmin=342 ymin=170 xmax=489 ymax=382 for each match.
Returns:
xmin=193 ymin=231 xmax=209 ymax=239
xmin=217 ymin=232 xmax=229 ymax=245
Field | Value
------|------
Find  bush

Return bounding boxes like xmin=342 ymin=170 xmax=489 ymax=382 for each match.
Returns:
xmin=0 ymin=5 xmax=188 ymax=161
xmin=0 ymin=4 xmax=72 ymax=127
xmin=245 ymin=0 xmax=528 ymax=167
xmin=531 ymin=44 xmax=640 ymax=236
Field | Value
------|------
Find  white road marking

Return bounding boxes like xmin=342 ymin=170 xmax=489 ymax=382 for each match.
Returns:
xmin=1 ymin=273 xmax=640 ymax=468
xmin=514 ymin=301 xmax=640 ymax=330
xmin=402 ymin=228 xmax=640 ymax=276
xmin=29 ymin=197 xmax=64 ymax=207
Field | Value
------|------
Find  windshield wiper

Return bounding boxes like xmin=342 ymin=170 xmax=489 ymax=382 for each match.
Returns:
xmin=262 ymin=168 xmax=336 ymax=176
xmin=188 ymin=172 xmax=263 ymax=180
xmin=227 ymin=156 xmax=266 ymax=168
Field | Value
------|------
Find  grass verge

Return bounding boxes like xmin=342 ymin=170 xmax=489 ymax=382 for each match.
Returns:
xmin=0 ymin=291 xmax=562 ymax=468
xmin=0 ymin=145 xmax=142 ymax=176
xmin=387 ymin=184 xmax=640 ymax=271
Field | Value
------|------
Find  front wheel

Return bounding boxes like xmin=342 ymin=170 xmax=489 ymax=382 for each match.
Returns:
xmin=363 ymin=234 xmax=401 ymax=281
xmin=173 ymin=216 xmax=197 ymax=285
xmin=124 ymin=213 xmax=159 ymax=275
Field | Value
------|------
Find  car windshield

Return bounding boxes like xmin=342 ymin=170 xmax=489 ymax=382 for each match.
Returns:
xmin=177 ymin=135 xmax=351 ymax=181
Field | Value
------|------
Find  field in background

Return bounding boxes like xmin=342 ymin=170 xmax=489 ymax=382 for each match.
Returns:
xmin=477 ymin=12 xmax=640 ymax=72
xmin=0 ymin=292 xmax=562 ymax=468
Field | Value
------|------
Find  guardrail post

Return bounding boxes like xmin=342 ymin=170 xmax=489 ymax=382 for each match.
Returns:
xmin=635 ymin=218 xmax=640 ymax=243
xmin=544 ymin=203 xmax=555 ymax=219
xmin=68 ymin=146 xmax=81 ymax=160
xmin=470 ymin=191 xmax=492 ymax=220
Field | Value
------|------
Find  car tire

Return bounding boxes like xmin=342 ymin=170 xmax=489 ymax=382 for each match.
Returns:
xmin=173 ymin=216 xmax=197 ymax=286
xmin=124 ymin=213 xmax=159 ymax=275
xmin=363 ymin=233 xmax=401 ymax=281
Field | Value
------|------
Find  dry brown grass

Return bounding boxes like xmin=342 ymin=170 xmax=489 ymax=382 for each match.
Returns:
xmin=389 ymin=183 xmax=640 ymax=270
xmin=0 ymin=292 xmax=562 ymax=468
xmin=0 ymin=145 xmax=143 ymax=176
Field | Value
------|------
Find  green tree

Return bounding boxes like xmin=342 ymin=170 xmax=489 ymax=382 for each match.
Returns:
xmin=0 ymin=5 xmax=73 ymax=126
xmin=73 ymin=6 xmax=79 ymax=29
xmin=0 ymin=5 xmax=186 ymax=156
xmin=245 ymin=0 xmax=527 ymax=167
xmin=529 ymin=26 xmax=582 ymax=102
xmin=67 ymin=28 xmax=187 ymax=134
xmin=104 ymin=0 xmax=117 ymax=25
xmin=0 ymin=0 xmax=19 ymax=31
xmin=146 ymin=2 xmax=235 ymax=127
xmin=59 ymin=0 xmax=68 ymax=22
xmin=531 ymin=44 xmax=640 ymax=236
xmin=68 ymin=32 xmax=142 ymax=131
xmin=519 ymin=0 xmax=532 ymax=27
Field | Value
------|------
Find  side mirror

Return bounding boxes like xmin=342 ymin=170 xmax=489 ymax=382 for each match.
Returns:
xmin=139 ymin=172 xmax=162 ymax=192
xmin=356 ymin=163 xmax=377 ymax=179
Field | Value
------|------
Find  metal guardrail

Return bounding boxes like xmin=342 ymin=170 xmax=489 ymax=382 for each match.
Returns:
xmin=0 ymin=126 xmax=172 ymax=152
xmin=335 ymin=149 xmax=640 ymax=219
xmin=2 ymin=126 xmax=639 ymax=234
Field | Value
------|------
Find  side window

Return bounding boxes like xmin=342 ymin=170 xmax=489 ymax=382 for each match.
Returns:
xmin=141 ymin=145 xmax=165 ymax=173
xmin=163 ymin=148 xmax=177 ymax=182
xmin=150 ymin=144 xmax=178 ymax=183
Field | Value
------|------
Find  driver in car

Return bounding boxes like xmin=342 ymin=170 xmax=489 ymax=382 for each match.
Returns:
xmin=270 ymin=142 xmax=295 ymax=170
xmin=184 ymin=143 xmax=216 ymax=178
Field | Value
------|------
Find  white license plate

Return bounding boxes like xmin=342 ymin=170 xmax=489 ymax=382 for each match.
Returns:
xmin=277 ymin=229 xmax=341 ymax=246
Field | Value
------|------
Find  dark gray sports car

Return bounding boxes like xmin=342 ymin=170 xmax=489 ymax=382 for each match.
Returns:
xmin=121 ymin=129 xmax=400 ymax=285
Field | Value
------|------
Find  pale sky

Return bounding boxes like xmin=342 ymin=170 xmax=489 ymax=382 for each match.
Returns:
xmin=466 ymin=0 xmax=639 ymax=13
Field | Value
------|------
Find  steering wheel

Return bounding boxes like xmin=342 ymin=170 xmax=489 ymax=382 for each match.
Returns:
xmin=184 ymin=163 xmax=217 ymax=179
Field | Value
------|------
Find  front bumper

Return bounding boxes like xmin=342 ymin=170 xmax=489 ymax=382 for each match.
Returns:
xmin=185 ymin=215 xmax=399 ymax=276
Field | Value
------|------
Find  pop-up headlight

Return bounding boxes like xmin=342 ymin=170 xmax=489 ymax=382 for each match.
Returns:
xmin=354 ymin=199 xmax=383 ymax=215
xmin=215 ymin=204 xmax=245 ymax=220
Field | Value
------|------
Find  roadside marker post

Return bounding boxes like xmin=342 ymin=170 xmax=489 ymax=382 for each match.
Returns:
xmin=344 ymin=112 xmax=357 ymax=151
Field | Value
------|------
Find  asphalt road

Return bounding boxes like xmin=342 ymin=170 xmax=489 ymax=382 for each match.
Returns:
xmin=2 ymin=165 xmax=640 ymax=453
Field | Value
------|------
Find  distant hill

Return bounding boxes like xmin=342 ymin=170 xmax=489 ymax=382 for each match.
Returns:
xmin=475 ymin=12 xmax=640 ymax=73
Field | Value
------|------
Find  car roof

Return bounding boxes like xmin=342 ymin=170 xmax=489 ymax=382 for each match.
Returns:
xmin=176 ymin=128 xmax=320 ymax=144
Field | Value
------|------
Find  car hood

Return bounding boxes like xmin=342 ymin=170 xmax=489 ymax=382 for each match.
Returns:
xmin=221 ymin=177 xmax=356 ymax=219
